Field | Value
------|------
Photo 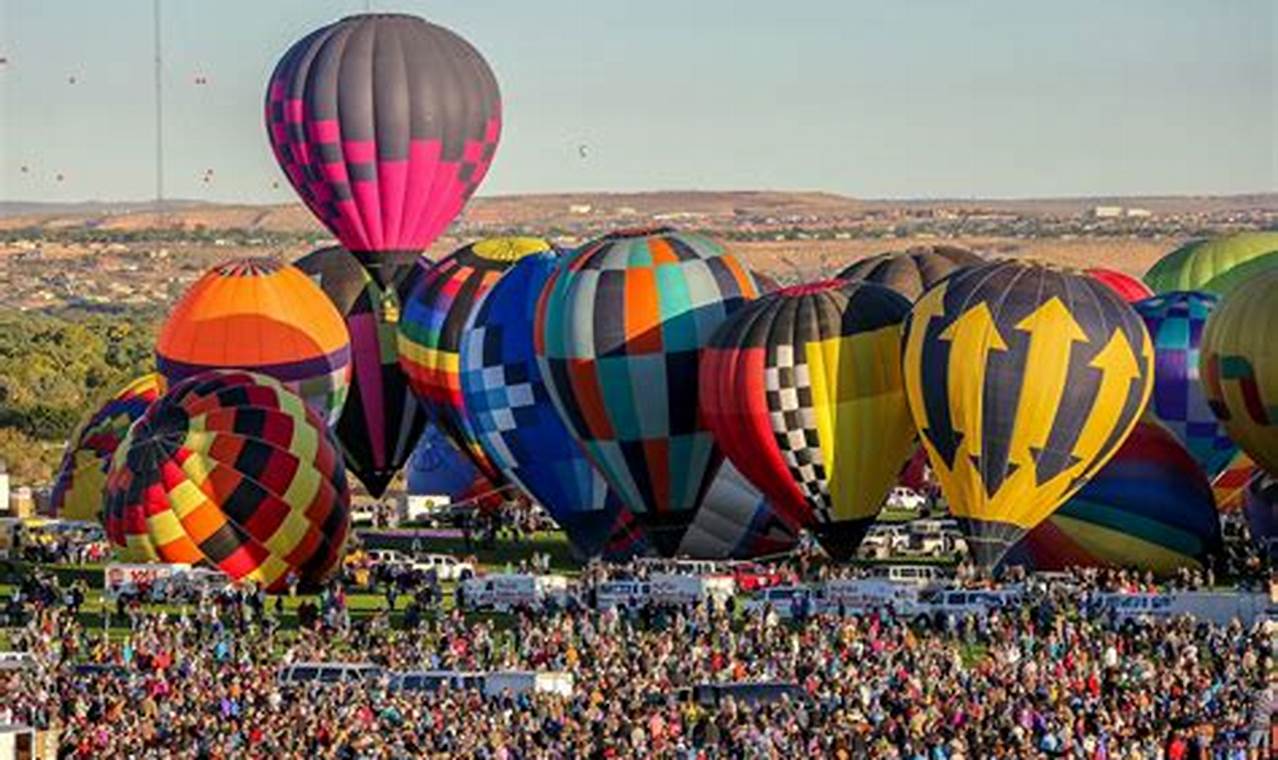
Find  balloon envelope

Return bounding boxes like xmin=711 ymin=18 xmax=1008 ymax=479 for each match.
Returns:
xmin=901 ymin=261 xmax=1154 ymax=567
xmin=678 ymin=460 xmax=799 ymax=560
xmin=1200 ymin=268 xmax=1278 ymax=478
xmin=266 ymin=14 xmax=501 ymax=285
xmin=51 ymin=374 xmax=166 ymax=522
xmin=837 ymin=245 xmax=982 ymax=302
xmin=1086 ymin=268 xmax=1154 ymax=303
xmin=398 ymin=238 xmax=551 ymax=488
xmin=104 ymin=371 xmax=351 ymax=591
xmin=460 ymin=252 xmax=624 ymax=558
xmin=1212 ymin=450 xmax=1257 ymax=512
xmin=1002 ymin=421 xmax=1221 ymax=576
xmin=156 ymin=259 xmax=352 ymax=427
xmin=295 ymin=246 xmax=429 ymax=497
xmin=1243 ymin=475 xmax=1276 ymax=559
xmin=405 ymin=423 xmax=492 ymax=504
xmin=1133 ymin=291 xmax=1236 ymax=477
xmin=535 ymin=227 xmax=760 ymax=555
xmin=1144 ymin=232 xmax=1278 ymax=296
xmin=700 ymin=279 xmax=916 ymax=559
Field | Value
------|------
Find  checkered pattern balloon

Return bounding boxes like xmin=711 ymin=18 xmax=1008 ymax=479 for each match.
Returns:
xmin=459 ymin=252 xmax=624 ymax=557
xmin=535 ymin=227 xmax=760 ymax=555
xmin=399 ymin=238 xmax=550 ymax=489
xmin=701 ymin=280 xmax=915 ymax=559
xmin=266 ymin=14 xmax=501 ymax=286
xmin=103 ymin=371 xmax=351 ymax=591
xmin=51 ymin=373 xmax=166 ymax=522
xmin=156 ymin=259 xmax=352 ymax=428
xmin=1134 ymin=291 xmax=1236 ymax=477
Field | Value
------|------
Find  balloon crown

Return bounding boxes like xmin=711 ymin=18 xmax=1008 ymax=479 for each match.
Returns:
xmin=471 ymin=237 xmax=552 ymax=262
xmin=216 ymin=258 xmax=283 ymax=277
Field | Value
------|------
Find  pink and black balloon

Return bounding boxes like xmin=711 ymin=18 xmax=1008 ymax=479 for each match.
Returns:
xmin=266 ymin=14 xmax=502 ymax=287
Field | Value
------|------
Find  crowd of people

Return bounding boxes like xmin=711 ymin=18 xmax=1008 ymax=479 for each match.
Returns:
xmin=3 ymin=561 xmax=1273 ymax=759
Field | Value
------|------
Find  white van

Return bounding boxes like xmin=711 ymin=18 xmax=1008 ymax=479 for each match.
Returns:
xmin=0 ymin=652 xmax=38 ymax=672
xmin=821 ymin=579 xmax=918 ymax=614
xmin=482 ymin=670 xmax=574 ymax=698
xmin=909 ymin=588 xmax=1023 ymax=620
xmin=276 ymin=662 xmax=384 ymax=686
xmin=742 ymin=585 xmax=819 ymax=618
xmin=460 ymin=574 xmax=569 ymax=611
xmin=1088 ymin=591 xmax=1276 ymax=626
xmin=649 ymin=573 xmax=735 ymax=606
xmin=389 ymin=670 xmax=484 ymax=693
xmin=595 ymin=579 xmax=652 ymax=611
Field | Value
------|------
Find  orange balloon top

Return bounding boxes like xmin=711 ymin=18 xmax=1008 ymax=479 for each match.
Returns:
xmin=157 ymin=259 xmax=350 ymax=369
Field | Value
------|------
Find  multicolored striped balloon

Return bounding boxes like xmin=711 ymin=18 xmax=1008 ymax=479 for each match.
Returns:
xmin=295 ymin=246 xmax=428 ymax=497
xmin=1002 ymin=421 xmax=1220 ymax=575
xmin=156 ymin=259 xmax=351 ymax=427
xmin=1211 ymin=450 xmax=1258 ymax=512
xmin=535 ymin=227 xmax=760 ymax=555
xmin=398 ymin=238 xmax=550 ymax=487
xmin=266 ymin=14 xmax=501 ymax=287
xmin=51 ymin=374 xmax=166 ymax=522
xmin=1133 ymin=291 xmax=1236 ymax=477
xmin=104 ymin=371 xmax=351 ymax=591
xmin=1201 ymin=268 xmax=1278 ymax=479
xmin=459 ymin=251 xmax=625 ymax=557
xmin=700 ymin=280 xmax=916 ymax=559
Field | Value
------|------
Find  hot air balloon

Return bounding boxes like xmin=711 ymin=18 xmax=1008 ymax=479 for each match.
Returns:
xmin=266 ymin=13 xmax=501 ymax=288
xmin=1086 ymin=268 xmax=1154 ymax=303
xmin=901 ymin=261 xmax=1155 ymax=567
xmin=1200 ymin=268 xmax=1278 ymax=477
xmin=1001 ymin=420 xmax=1221 ymax=575
xmin=536 ymin=227 xmax=760 ymax=554
xmin=103 ymin=371 xmax=350 ymax=591
xmin=295 ymin=246 xmax=428 ymax=496
xmin=837 ymin=245 xmax=982 ymax=302
xmin=399 ymin=238 xmax=549 ymax=487
xmin=678 ymin=461 xmax=799 ymax=559
xmin=700 ymin=280 xmax=916 ymax=559
xmin=1243 ymin=475 xmax=1276 ymax=560
xmin=1144 ymin=232 xmax=1278 ymax=296
xmin=156 ymin=259 xmax=352 ymax=427
xmin=51 ymin=374 xmax=166 ymax=522
xmin=405 ymin=423 xmax=493 ymax=505
xmin=459 ymin=252 xmax=624 ymax=557
xmin=1133 ymin=291 xmax=1236 ymax=477
xmin=1211 ymin=450 xmax=1257 ymax=512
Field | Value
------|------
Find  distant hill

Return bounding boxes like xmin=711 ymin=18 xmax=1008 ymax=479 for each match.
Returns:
xmin=2 ymin=191 xmax=1276 ymax=232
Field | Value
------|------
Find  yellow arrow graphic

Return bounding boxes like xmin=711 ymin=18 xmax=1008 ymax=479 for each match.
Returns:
xmin=902 ymin=281 xmax=948 ymax=431
xmin=937 ymin=302 xmax=1007 ymax=465
xmin=1070 ymin=327 xmax=1144 ymax=478
xmin=1005 ymin=297 xmax=1089 ymax=470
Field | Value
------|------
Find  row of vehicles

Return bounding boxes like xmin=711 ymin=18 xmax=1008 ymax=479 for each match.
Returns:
xmin=274 ymin=662 xmax=809 ymax=709
xmin=744 ymin=578 xmax=1277 ymax=626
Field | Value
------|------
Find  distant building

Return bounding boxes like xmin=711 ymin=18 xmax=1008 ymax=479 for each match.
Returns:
xmin=1092 ymin=206 xmax=1124 ymax=218
xmin=568 ymin=204 xmax=593 ymax=215
xmin=1126 ymin=208 xmax=1152 ymax=218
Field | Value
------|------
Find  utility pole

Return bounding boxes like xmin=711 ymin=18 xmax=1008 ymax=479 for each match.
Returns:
xmin=154 ymin=0 xmax=164 ymax=217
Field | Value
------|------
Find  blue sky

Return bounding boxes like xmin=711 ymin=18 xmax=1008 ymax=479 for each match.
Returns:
xmin=0 ymin=0 xmax=1274 ymax=203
